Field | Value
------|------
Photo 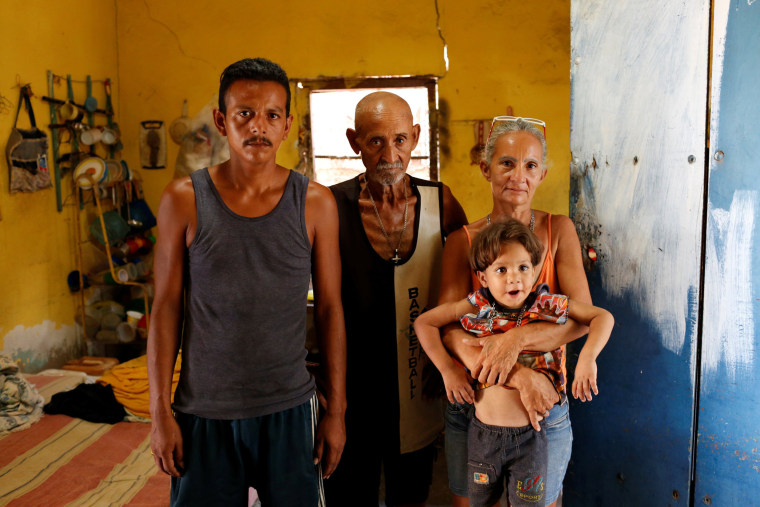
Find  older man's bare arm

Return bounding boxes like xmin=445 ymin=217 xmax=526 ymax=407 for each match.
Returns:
xmin=441 ymin=184 xmax=468 ymax=235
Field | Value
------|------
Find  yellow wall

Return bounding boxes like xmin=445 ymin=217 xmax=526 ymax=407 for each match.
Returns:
xmin=1 ymin=0 xmax=569 ymax=369
xmin=115 ymin=0 xmax=571 ymax=218
xmin=0 ymin=1 xmax=119 ymax=370
xmin=439 ymin=1 xmax=571 ymax=218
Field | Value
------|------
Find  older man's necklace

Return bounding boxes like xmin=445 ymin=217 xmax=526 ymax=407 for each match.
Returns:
xmin=367 ymin=183 xmax=409 ymax=264
xmin=487 ymin=209 xmax=535 ymax=232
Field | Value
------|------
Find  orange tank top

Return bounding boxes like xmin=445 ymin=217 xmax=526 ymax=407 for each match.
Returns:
xmin=463 ymin=214 xmax=557 ymax=291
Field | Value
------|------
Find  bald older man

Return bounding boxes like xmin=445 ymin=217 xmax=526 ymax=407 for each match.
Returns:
xmin=325 ymin=92 xmax=467 ymax=506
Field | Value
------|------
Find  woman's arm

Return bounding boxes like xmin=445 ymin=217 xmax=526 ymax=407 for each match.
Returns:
xmin=553 ymin=214 xmax=592 ymax=305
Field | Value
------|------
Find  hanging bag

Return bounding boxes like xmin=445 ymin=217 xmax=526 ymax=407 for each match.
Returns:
xmin=6 ymin=86 xmax=52 ymax=193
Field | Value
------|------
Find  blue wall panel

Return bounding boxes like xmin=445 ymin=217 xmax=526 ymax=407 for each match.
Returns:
xmin=566 ymin=178 xmax=698 ymax=507
xmin=695 ymin=0 xmax=760 ymax=504
xmin=567 ymin=1 xmax=710 ymax=504
xmin=569 ymin=0 xmax=760 ymax=504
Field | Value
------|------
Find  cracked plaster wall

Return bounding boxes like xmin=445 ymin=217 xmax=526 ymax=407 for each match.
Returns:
xmin=0 ymin=0 xmax=571 ymax=370
xmin=0 ymin=1 xmax=118 ymax=371
xmin=115 ymin=0 xmax=571 ymax=222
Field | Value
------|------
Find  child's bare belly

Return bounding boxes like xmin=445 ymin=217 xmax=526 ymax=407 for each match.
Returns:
xmin=474 ymin=386 xmax=540 ymax=427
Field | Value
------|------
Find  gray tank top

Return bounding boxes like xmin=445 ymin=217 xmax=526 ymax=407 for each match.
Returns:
xmin=173 ymin=168 xmax=315 ymax=419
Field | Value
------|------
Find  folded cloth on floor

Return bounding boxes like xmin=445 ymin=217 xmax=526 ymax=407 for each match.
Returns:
xmin=44 ymin=383 xmax=126 ymax=424
xmin=97 ymin=353 xmax=182 ymax=419
xmin=0 ymin=355 xmax=45 ymax=434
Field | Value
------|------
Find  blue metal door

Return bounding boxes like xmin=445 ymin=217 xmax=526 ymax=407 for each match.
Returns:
xmin=567 ymin=1 xmax=710 ymax=504
xmin=695 ymin=0 xmax=760 ymax=504
xmin=568 ymin=0 xmax=760 ymax=504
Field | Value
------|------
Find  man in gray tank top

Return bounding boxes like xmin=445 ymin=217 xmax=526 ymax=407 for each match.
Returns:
xmin=148 ymin=58 xmax=346 ymax=507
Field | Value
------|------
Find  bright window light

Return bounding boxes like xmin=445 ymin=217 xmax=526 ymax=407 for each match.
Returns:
xmin=309 ymin=87 xmax=432 ymax=187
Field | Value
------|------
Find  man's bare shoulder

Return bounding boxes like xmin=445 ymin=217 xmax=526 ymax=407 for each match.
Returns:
xmin=305 ymin=179 xmax=338 ymax=210
xmin=159 ymin=175 xmax=196 ymax=223
xmin=440 ymin=182 xmax=457 ymax=204
xmin=440 ymin=183 xmax=468 ymax=234
xmin=444 ymin=225 xmax=469 ymax=246
xmin=163 ymin=175 xmax=195 ymax=198
xmin=305 ymin=178 xmax=339 ymax=233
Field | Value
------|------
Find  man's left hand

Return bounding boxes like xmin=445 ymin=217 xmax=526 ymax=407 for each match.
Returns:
xmin=314 ymin=411 xmax=346 ymax=479
xmin=464 ymin=331 xmax=524 ymax=386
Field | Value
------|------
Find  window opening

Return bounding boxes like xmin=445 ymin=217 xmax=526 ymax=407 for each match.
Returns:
xmin=309 ymin=86 xmax=434 ymax=187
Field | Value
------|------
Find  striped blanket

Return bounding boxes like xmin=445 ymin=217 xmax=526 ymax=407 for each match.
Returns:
xmin=0 ymin=375 xmax=169 ymax=506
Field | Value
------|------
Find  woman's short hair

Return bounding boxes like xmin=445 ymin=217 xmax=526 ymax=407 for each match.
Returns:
xmin=470 ymin=218 xmax=544 ymax=272
xmin=484 ymin=119 xmax=547 ymax=165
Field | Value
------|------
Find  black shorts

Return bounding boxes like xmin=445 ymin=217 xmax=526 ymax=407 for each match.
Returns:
xmin=468 ymin=416 xmax=548 ymax=507
xmin=324 ymin=427 xmax=436 ymax=507
xmin=170 ymin=395 xmax=323 ymax=506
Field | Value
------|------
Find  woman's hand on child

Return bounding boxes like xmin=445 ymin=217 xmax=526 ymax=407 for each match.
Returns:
xmin=572 ymin=357 xmax=599 ymax=402
xmin=442 ymin=366 xmax=475 ymax=405
xmin=465 ymin=331 xmax=524 ymax=387
xmin=512 ymin=366 xmax=559 ymax=431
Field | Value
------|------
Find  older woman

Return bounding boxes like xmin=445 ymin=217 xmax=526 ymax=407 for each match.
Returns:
xmin=441 ymin=117 xmax=591 ymax=507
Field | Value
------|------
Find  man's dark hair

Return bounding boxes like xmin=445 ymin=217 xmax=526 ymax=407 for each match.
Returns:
xmin=218 ymin=58 xmax=291 ymax=115
xmin=470 ymin=218 xmax=543 ymax=272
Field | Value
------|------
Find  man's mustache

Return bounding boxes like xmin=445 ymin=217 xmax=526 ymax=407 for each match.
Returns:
xmin=376 ymin=161 xmax=404 ymax=171
xmin=244 ymin=136 xmax=273 ymax=146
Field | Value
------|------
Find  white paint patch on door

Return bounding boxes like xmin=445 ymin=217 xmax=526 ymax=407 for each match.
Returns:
xmin=570 ymin=0 xmax=710 ymax=354
xmin=1 ymin=321 xmax=81 ymax=373
xmin=709 ymin=0 xmax=731 ymax=151
xmin=702 ymin=190 xmax=757 ymax=387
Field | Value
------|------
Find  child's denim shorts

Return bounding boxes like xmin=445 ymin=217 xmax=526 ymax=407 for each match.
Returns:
xmin=445 ymin=400 xmax=572 ymax=504
xmin=467 ymin=416 xmax=547 ymax=507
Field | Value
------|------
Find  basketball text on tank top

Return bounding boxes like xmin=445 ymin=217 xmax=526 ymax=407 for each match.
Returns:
xmin=331 ymin=175 xmax=445 ymax=454
xmin=173 ymin=168 xmax=315 ymax=419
